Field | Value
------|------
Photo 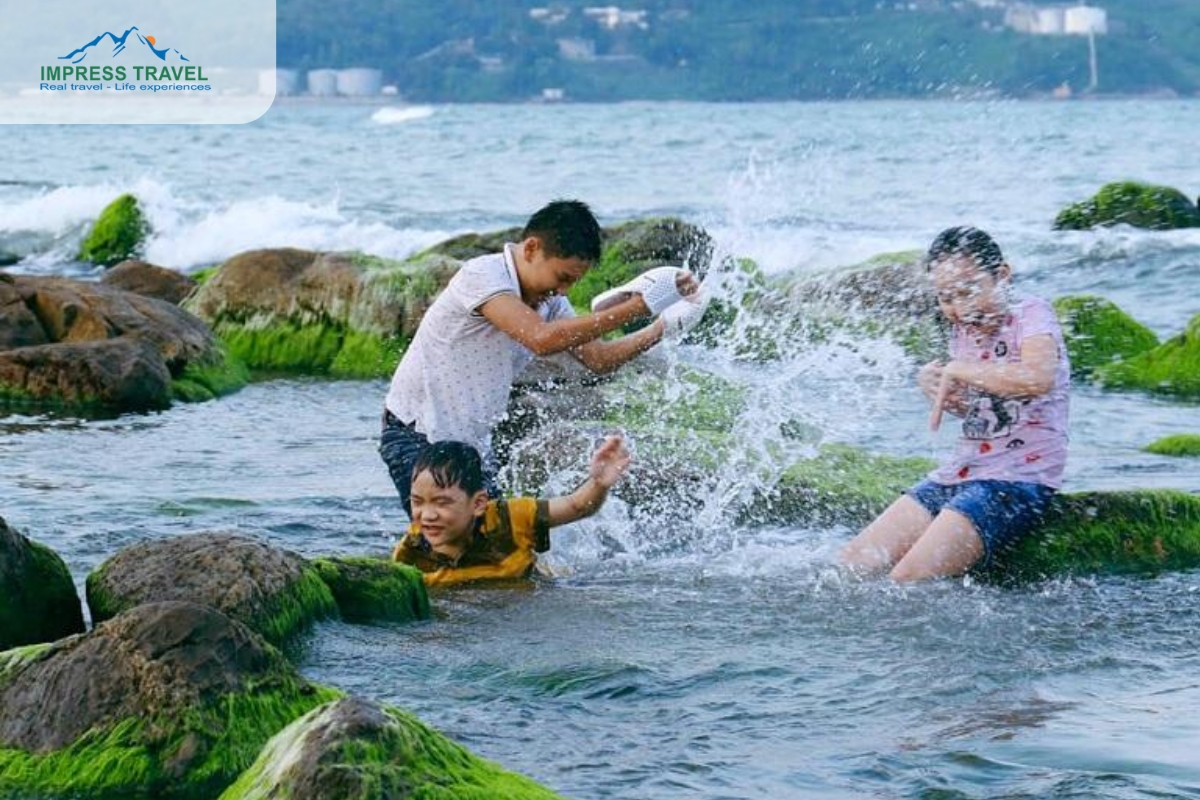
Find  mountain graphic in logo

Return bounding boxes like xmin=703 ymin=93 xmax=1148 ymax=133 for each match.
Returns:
xmin=60 ymin=26 xmax=189 ymax=64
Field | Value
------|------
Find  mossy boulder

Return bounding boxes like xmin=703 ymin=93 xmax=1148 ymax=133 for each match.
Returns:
xmin=1144 ymin=434 xmax=1200 ymax=458
xmin=1054 ymin=181 xmax=1200 ymax=231
xmin=417 ymin=228 xmax=521 ymax=262
xmin=78 ymin=193 xmax=151 ymax=267
xmin=0 ymin=275 xmax=244 ymax=412
xmin=86 ymin=533 xmax=339 ymax=647
xmin=0 ymin=601 xmax=340 ymax=800
xmin=0 ymin=517 xmax=85 ymax=650
xmin=761 ymin=444 xmax=935 ymax=527
xmin=1095 ymin=311 xmax=1200 ymax=398
xmin=219 ymin=697 xmax=566 ymax=800
xmin=1052 ymin=295 xmax=1159 ymax=379
xmin=994 ymin=490 xmax=1200 ymax=579
xmin=311 ymin=557 xmax=430 ymax=624
xmin=101 ymin=260 xmax=198 ymax=305
xmin=184 ymin=249 xmax=456 ymax=379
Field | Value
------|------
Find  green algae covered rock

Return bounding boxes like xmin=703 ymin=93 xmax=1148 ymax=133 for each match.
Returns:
xmin=312 ymin=556 xmax=431 ymax=624
xmin=995 ymin=489 xmax=1200 ymax=579
xmin=1144 ymin=434 xmax=1200 ymax=458
xmin=184 ymin=249 xmax=456 ymax=379
xmin=0 ymin=601 xmax=341 ymax=800
xmin=763 ymin=444 xmax=934 ymax=527
xmin=169 ymin=347 xmax=250 ymax=403
xmin=1052 ymin=295 xmax=1159 ymax=379
xmin=1054 ymin=181 xmax=1200 ymax=231
xmin=219 ymin=697 xmax=566 ymax=800
xmin=78 ymin=193 xmax=151 ymax=266
xmin=0 ymin=518 xmax=85 ymax=650
xmin=1095 ymin=311 xmax=1200 ymax=398
xmin=87 ymin=533 xmax=338 ymax=647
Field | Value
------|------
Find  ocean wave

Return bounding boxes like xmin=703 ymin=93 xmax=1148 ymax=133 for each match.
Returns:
xmin=370 ymin=105 xmax=435 ymax=125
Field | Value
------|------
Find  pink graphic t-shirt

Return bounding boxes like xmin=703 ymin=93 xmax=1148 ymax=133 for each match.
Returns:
xmin=930 ymin=295 xmax=1071 ymax=489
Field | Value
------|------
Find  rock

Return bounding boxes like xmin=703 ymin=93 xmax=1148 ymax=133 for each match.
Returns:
xmin=0 ymin=253 xmax=19 ymax=268
xmin=87 ymin=533 xmax=339 ymax=646
xmin=1053 ymin=295 xmax=1159 ymax=379
xmin=0 ymin=274 xmax=49 ymax=350
xmin=1095 ymin=310 xmax=1200 ymax=398
xmin=0 ymin=517 xmax=85 ymax=650
xmin=184 ymin=249 xmax=454 ymax=378
xmin=0 ymin=601 xmax=339 ymax=800
xmin=0 ymin=276 xmax=244 ymax=411
xmin=78 ymin=193 xmax=151 ymax=266
xmin=759 ymin=444 xmax=935 ymax=527
xmin=994 ymin=490 xmax=1200 ymax=579
xmin=417 ymin=227 xmax=521 ymax=261
xmin=219 ymin=697 xmax=566 ymax=800
xmin=1144 ymin=434 xmax=1200 ymax=457
xmin=102 ymin=260 xmax=198 ymax=305
xmin=1054 ymin=181 xmax=1200 ymax=231
xmin=311 ymin=557 xmax=430 ymax=624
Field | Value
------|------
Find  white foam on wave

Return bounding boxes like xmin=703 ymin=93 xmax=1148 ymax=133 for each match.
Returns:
xmin=141 ymin=194 xmax=449 ymax=269
xmin=370 ymin=105 xmax=435 ymax=125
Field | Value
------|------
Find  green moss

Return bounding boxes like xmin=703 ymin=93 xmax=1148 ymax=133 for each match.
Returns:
xmin=0 ymin=682 xmax=342 ymax=800
xmin=191 ymin=265 xmax=221 ymax=285
xmin=1053 ymin=295 xmax=1159 ymax=378
xmin=312 ymin=557 xmax=431 ymax=624
xmin=1144 ymin=434 xmax=1200 ymax=457
xmin=604 ymin=365 xmax=747 ymax=434
xmin=220 ymin=700 xmax=566 ymax=800
xmin=170 ymin=349 xmax=250 ymax=403
xmin=85 ymin=562 xmax=338 ymax=649
xmin=0 ymin=539 xmax=84 ymax=651
xmin=765 ymin=444 xmax=933 ymax=526
xmin=993 ymin=490 xmax=1200 ymax=579
xmin=1096 ymin=312 xmax=1200 ymax=398
xmin=566 ymin=244 xmax=648 ymax=313
xmin=1054 ymin=182 xmax=1200 ymax=231
xmin=0 ymin=643 xmax=54 ymax=689
xmin=78 ymin=194 xmax=150 ymax=267
xmin=215 ymin=321 xmax=345 ymax=375
xmin=329 ymin=330 xmax=406 ymax=379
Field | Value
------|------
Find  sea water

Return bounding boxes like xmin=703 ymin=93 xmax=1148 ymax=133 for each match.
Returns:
xmin=2 ymin=99 xmax=1200 ymax=799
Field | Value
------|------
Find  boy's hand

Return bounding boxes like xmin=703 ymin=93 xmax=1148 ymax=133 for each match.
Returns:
xmin=590 ymin=435 xmax=632 ymax=489
xmin=660 ymin=287 xmax=710 ymax=339
xmin=591 ymin=266 xmax=686 ymax=316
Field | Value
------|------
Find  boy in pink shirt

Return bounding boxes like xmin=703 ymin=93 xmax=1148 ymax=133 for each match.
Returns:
xmin=841 ymin=226 xmax=1071 ymax=581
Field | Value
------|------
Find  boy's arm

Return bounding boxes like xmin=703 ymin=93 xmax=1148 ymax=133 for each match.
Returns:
xmin=571 ymin=319 xmax=665 ymax=374
xmin=943 ymin=334 xmax=1059 ymax=398
xmin=930 ymin=334 xmax=1058 ymax=430
xmin=546 ymin=436 xmax=631 ymax=526
xmin=479 ymin=294 xmax=650 ymax=356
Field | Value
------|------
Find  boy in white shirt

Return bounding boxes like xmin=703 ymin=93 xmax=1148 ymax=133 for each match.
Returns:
xmin=381 ymin=199 xmax=700 ymax=516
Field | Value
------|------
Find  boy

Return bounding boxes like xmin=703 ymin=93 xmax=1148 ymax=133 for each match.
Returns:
xmin=392 ymin=435 xmax=631 ymax=587
xmin=380 ymin=199 xmax=699 ymax=516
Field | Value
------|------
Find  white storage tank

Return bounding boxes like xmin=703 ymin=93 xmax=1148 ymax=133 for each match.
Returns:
xmin=336 ymin=68 xmax=383 ymax=97
xmin=307 ymin=69 xmax=339 ymax=96
xmin=1065 ymin=5 xmax=1107 ymax=36
xmin=258 ymin=69 xmax=299 ymax=96
xmin=1035 ymin=7 xmax=1066 ymax=34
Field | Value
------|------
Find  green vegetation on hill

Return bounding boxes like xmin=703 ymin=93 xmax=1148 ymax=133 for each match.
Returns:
xmin=277 ymin=0 xmax=1200 ymax=101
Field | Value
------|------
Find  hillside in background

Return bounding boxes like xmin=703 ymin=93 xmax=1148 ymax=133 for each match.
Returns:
xmin=276 ymin=0 xmax=1200 ymax=101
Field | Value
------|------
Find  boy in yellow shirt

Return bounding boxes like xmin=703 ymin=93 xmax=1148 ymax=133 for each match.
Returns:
xmin=392 ymin=435 xmax=631 ymax=587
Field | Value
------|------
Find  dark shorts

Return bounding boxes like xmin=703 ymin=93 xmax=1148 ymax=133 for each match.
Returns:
xmin=378 ymin=410 xmax=500 ymax=519
xmin=907 ymin=479 xmax=1055 ymax=566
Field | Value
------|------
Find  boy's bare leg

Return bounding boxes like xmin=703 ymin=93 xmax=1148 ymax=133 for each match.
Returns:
xmin=840 ymin=495 xmax=934 ymax=574
xmin=889 ymin=508 xmax=984 ymax=582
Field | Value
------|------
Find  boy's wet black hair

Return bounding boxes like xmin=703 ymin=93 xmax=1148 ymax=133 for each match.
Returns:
xmin=522 ymin=199 xmax=602 ymax=263
xmin=411 ymin=441 xmax=485 ymax=495
xmin=925 ymin=226 xmax=1006 ymax=277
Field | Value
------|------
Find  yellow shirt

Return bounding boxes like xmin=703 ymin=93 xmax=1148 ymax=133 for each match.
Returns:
xmin=392 ymin=497 xmax=551 ymax=587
